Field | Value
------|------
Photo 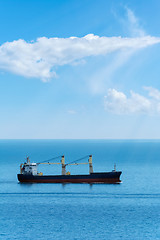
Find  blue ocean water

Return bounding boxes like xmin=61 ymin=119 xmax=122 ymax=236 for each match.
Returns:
xmin=0 ymin=140 xmax=160 ymax=240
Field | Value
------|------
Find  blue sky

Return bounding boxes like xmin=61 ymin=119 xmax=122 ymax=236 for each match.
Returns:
xmin=1 ymin=0 xmax=160 ymax=139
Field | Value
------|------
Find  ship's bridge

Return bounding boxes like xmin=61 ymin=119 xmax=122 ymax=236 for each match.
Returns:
xmin=21 ymin=157 xmax=38 ymax=175
xmin=23 ymin=163 xmax=38 ymax=175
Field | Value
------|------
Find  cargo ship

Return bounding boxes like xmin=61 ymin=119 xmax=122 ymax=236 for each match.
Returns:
xmin=17 ymin=155 xmax=122 ymax=184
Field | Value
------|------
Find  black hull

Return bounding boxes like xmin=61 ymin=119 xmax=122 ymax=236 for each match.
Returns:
xmin=17 ymin=171 xmax=122 ymax=183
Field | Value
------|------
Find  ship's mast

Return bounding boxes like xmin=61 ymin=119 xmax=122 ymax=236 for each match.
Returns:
xmin=27 ymin=156 xmax=30 ymax=164
xmin=89 ymin=155 xmax=93 ymax=174
xmin=61 ymin=155 xmax=66 ymax=175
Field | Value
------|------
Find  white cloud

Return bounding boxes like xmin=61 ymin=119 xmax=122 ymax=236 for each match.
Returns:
xmin=144 ymin=86 xmax=160 ymax=100
xmin=104 ymin=87 xmax=160 ymax=115
xmin=0 ymin=34 xmax=160 ymax=81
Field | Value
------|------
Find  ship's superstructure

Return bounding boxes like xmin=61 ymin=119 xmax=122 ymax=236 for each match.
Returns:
xmin=17 ymin=155 xmax=122 ymax=183
xmin=20 ymin=157 xmax=38 ymax=175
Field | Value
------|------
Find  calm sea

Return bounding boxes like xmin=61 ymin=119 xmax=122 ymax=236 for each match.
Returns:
xmin=0 ymin=140 xmax=160 ymax=240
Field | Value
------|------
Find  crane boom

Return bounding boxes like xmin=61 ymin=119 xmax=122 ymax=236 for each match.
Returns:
xmin=67 ymin=162 xmax=88 ymax=166
xmin=38 ymin=162 xmax=61 ymax=165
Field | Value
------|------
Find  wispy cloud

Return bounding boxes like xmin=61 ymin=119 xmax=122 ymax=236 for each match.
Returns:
xmin=104 ymin=87 xmax=160 ymax=115
xmin=67 ymin=110 xmax=77 ymax=114
xmin=0 ymin=33 xmax=160 ymax=81
xmin=89 ymin=7 xmax=157 ymax=94
xmin=125 ymin=7 xmax=145 ymax=37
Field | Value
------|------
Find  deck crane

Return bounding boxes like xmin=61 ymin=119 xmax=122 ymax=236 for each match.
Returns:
xmin=20 ymin=155 xmax=93 ymax=176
